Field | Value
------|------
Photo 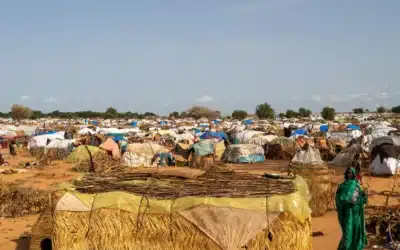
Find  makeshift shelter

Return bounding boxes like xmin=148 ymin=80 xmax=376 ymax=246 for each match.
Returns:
xmin=30 ymin=169 xmax=312 ymax=250
xmin=222 ymin=144 xmax=265 ymax=163
xmin=330 ymin=143 xmax=369 ymax=167
xmin=369 ymin=136 xmax=400 ymax=176
xmin=189 ymin=140 xmax=215 ymax=170
xmin=265 ymin=137 xmax=298 ymax=160
xmin=243 ymin=135 xmax=277 ymax=146
xmin=233 ymin=130 xmax=265 ymax=144
xmin=122 ymin=143 xmax=169 ymax=168
xmin=290 ymin=145 xmax=332 ymax=217
xmin=99 ymin=138 xmax=121 ymax=160
xmin=44 ymin=139 xmax=75 ymax=160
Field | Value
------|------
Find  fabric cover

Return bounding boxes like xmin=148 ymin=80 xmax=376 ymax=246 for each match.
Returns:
xmin=369 ymin=155 xmax=400 ymax=176
xmin=292 ymin=146 xmax=324 ymax=164
xmin=100 ymin=138 xmax=121 ymax=160
xmin=222 ymin=144 xmax=264 ymax=163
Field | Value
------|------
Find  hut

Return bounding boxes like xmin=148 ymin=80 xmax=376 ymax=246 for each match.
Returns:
xmin=265 ymin=137 xmax=298 ymax=160
xmin=222 ymin=144 xmax=265 ymax=163
xmin=29 ymin=168 xmax=312 ymax=250
xmin=289 ymin=144 xmax=332 ymax=217
xmin=369 ymin=136 xmax=400 ymax=176
xmin=189 ymin=140 xmax=215 ymax=170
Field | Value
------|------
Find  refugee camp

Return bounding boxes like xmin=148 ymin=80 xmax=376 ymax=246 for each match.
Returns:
xmin=2 ymin=1 xmax=400 ymax=250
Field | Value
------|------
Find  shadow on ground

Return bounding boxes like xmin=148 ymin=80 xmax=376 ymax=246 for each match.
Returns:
xmin=12 ymin=232 xmax=31 ymax=250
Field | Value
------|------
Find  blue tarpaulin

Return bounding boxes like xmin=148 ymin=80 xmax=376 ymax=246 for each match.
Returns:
xmin=320 ymin=125 xmax=329 ymax=132
xmin=292 ymin=129 xmax=307 ymax=136
xmin=91 ymin=120 xmax=98 ymax=125
xmin=160 ymin=121 xmax=167 ymax=125
xmin=212 ymin=120 xmax=221 ymax=124
xmin=36 ymin=131 xmax=56 ymax=136
xmin=131 ymin=121 xmax=138 ymax=127
xmin=200 ymin=131 xmax=227 ymax=140
xmin=347 ymin=124 xmax=361 ymax=130
xmin=243 ymin=119 xmax=253 ymax=125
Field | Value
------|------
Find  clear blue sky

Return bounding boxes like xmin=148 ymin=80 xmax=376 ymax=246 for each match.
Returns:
xmin=1 ymin=0 xmax=399 ymax=115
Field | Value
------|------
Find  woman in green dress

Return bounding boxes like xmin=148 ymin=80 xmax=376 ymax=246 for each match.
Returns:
xmin=335 ymin=167 xmax=367 ymax=250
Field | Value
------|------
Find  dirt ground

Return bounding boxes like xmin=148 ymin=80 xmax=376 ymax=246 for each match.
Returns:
xmin=0 ymin=154 xmax=397 ymax=249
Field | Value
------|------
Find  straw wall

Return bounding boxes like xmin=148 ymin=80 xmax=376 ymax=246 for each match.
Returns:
xmin=289 ymin=162 xmax=332 ymax=217
xmin=31 ymin=208 xmax=311 ymax=250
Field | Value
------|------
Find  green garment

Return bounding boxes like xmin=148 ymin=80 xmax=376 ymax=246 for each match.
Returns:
xmin=335 ymin=167 xmax=367 ymax=250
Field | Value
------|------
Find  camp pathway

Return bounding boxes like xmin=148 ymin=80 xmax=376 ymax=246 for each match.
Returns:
xmin=312 ymin=211 xmax=341 ymax=250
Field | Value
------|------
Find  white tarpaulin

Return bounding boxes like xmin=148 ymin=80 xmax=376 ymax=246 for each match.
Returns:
xmin=370 ymin=155 xmax=400 ymax=176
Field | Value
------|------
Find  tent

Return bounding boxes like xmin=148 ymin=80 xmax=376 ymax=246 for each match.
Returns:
xmin=222 ymin=144 xmax=264 ymax=163
xmin=369 ymin=136 xmax=400 ymax=175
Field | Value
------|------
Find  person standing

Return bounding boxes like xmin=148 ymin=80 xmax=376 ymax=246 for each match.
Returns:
xmin=335 ymin=167 xmax=367 ymax=250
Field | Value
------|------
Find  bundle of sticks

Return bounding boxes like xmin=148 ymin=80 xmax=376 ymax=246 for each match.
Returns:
xmin=74 ymin=170 xmax=297 ymax=199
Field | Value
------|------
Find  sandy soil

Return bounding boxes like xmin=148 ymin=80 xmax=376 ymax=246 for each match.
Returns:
xmin=0 ymin=155 xmax=397 ymax=250
xmin=0 ymin=149 xmax=82 ymax=250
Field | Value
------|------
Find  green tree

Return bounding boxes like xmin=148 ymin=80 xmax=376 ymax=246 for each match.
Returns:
xmin=180 ymin=111 xmax=187 ymax=118
xmin=285 ymin=109 xmax=298 ymax=118
xmin=104 ymin=107 xmax=118 ymax=119
xmin=321 ymin=106 xmax=336 ymax=121
xmin=10 ymin=104 xmax=32 ymax=121
xmin=231 ymin=110 xmax=248 ymax=120
xmin=376 ymin=106 xmax=386 ymax=113
xmin=31 ymin=110 xmax=45 ymax=119
xmin=298 ymin=107 xmax=312 ymax=117
xmin=278 ymin=113 xmax=286 ymax=119
xmin=392 ymin=106 xmax=400 ymax=113
xmin=255 ymin=102 xmax=275 ymax=119
xmin=352 ymin=108 xmax=364 ymax=114
xmin=144 ymin=112 xmax=157 ymax=117
xmin=169 ymin=111 xmax=180 ymax=118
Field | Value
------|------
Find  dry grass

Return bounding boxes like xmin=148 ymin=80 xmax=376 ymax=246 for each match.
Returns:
xmin=289 ymin=162 xmax=333 ymax=217
xmin=47 ymin=208 xmax=311 ymax=250
xmin=0 ymin=178 xmax=48 ymax=217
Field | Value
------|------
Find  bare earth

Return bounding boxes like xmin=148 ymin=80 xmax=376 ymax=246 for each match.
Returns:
xmin=0 ymin=154 xmax=396 ymax=250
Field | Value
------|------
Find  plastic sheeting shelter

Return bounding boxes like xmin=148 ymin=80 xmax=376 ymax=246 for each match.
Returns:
xmin=319 ymin=125 xmax=329 ymax=132
xmin=243 ymin=119 xmax=253 ymax=125
xmin=347 ymin=124 xmax=361 ymax=130
xmin=200 ymin=131 xmax=227 ymax=141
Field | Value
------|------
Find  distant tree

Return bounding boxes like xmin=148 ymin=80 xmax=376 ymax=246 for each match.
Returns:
xmin=144 ymin=112 xmax=157 ymax=117
xmin=298 ymin=107 xmax=312 ymax=117
xmin=231 ymin=110 xmax=248 ymax=120
xmin=180 ymin=111 xmax=187 ymax=118
xmin=10 ymin=104 xmax=32 ymax=121
xmin=31 ymin=110 xmax=45 ymax=119
xmin=0 ymin=112 xmax=10 ymax=118
xmin=255 ymin=102 xmax=275 ymax=119
xmin=104 ymin=107 xmax=118 ymax=119
xmin=285 ymin=109 xmax=298 ymax=118
xmin=376 ymin=106 xmax=386 ymax=113
xmin=278 ymin=113 xmax=286 ymax=119
xmin=365 ymin=109 xmax=370 ymax=113
xmin=352 ymin=108 xmax=364 ymax=114
xmin=321 ymin=106 xmax=336 ymax=121
xmin=169 ymin=111 xmax=180 ymax=118
xmin=187 ymin=106 xmax=220 ymax=120
xmin=392 ymin=106 xmax=400 ymax=113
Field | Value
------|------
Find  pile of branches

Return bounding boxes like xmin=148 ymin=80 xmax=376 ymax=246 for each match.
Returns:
xmin=365 ymin=205 xmax=400 ymax=241
xmin=0 ymin=179 xmax=48 ymax=217
xmin=74 ymin=170 xmax=297 ymax=199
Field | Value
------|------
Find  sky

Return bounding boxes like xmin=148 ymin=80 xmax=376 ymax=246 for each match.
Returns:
xmin=1 ymin=0 xmax=399 ymax=115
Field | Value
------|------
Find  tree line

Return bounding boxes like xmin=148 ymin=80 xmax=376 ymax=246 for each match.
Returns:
xmin=2 ymin=103 xmax=400 ymax=122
